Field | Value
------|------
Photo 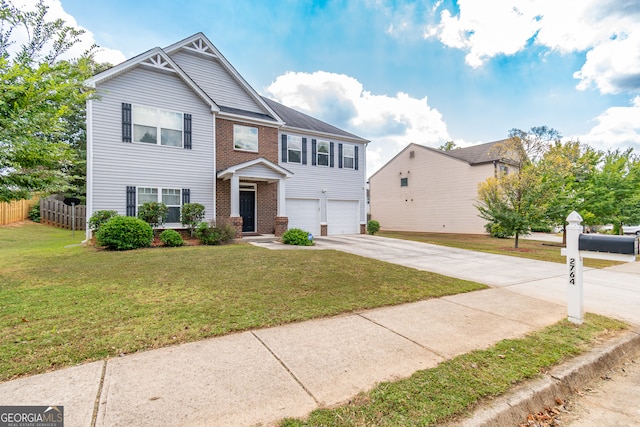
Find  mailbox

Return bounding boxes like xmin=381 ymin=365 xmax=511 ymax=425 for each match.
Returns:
xmin=578 ymin=234 xmax=638 ymax=255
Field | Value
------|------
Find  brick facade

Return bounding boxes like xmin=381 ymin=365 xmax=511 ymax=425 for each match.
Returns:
xmin=216 ymin=118 xmax=281 ymax=236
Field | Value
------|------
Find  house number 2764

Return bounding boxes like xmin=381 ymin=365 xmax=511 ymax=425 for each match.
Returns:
xmin=569 ymin=258 xmax=576 ymax=285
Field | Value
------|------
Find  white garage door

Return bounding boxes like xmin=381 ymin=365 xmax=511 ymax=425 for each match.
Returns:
xmin=286 ymin=199 xmax=320 ymax=236
xmin=328 ymin=200 xmax=359 ymax=235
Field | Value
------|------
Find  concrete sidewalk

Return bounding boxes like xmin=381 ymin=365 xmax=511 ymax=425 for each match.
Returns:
xmin=1 ymin=234 xmax=638 ymax=426
xmin=0 ymin=288 xmax=568 ymax=427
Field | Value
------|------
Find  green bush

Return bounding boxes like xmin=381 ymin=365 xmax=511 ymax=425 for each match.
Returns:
xmin=137 ymin=202 xmax=168 ymax=228
xmin=28 ymin=202 xmax=40 ymax=222
xmin=367 ymin=219 xmax=380 ymax=235
xmin=159 ymin=229 xmax=184 ymax=247
xmin=88 ymin=210 xmax=119 ymax=231
xmin=96 ymin=216 xmax=153 ymax=250
xmin=282 ymin=228 xmax=314 ymax=246
xmin=181 ymin=203 xmax=206 ymax=236
xmin=485 ymin=222 xmax=512 ymax=239
xmin=195 ymin=222 xmax=237 ymax=245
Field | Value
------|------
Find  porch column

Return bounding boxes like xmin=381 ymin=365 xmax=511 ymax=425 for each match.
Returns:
xmin=277 ymin=178 xmax=286 ymax=216
xmin=230 ymin=175 xmax=240 ymax=217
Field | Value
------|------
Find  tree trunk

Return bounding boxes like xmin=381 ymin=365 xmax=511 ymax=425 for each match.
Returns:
xmin=562 ymin=226 xmax=566 ymax=246
xmin=514 ymin=233 xmax=519 ymax=249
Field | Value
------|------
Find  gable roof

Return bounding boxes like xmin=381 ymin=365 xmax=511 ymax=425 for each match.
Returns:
xmin=443 ymin=139 xmax=508 ymax=165
xmin=164 ymin=33 xmax=284 ymax=126
xmin=85 ymin=47 xmax=219 ymax=112
xmin=262 ymin=97 xmax=369 ymax=143
xmin=369 ymin=140 xmax=512 ymax=181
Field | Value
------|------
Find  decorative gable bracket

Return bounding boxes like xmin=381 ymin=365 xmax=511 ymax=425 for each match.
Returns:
xmin=141 ymin=54 xmax=176 ymax=72
xmin=183 ymin=38 xmax=217 ymax=58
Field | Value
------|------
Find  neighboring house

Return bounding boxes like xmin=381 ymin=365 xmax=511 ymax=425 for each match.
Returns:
xmin=369 ymin=141 xmax=513 ymax=234
xmin=85 ymin=33 xmax=368 ymax=240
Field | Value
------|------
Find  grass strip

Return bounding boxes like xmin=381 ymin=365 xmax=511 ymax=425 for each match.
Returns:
xmin=0 ymin=223 xmax=484 ymax=381
xmin=281 ymin=313 xmax=627 ymax=426
xmin=378 ymin=230 xmax=619 ymax=268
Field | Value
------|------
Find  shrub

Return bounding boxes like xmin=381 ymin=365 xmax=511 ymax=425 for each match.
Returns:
xmin=96 ymin=216 xmax=153 ymax=250
xmin=282 ymin=228 xmax=314 ymax=246
xmin=88 ymin=210 xmax=119 ymax=231
xmin=28 ymin=202 xmax=41 ymax=222
xmin=137 ymin=202 xmax=168 ymax=228
xmin=485 ymin=222 xmax=512 ymax=239
xmin=195 ymin=222 xmax=237 ymax=245
xmin=181 ymin=203 xmax=206 ymax=236
xmin=367 ymin=220 xmax=380 ymax=235
xmin=159 ymin=229 xmax=184 ymax=247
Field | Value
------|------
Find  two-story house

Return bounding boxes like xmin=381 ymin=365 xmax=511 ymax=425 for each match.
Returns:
xmin=369 ymin=141 xmax=514 ymax=234
xmin=85 ymin=33 xmax=368 ymax=240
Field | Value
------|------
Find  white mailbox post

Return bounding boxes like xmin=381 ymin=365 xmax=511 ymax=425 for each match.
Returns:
xmin=564 ymin=211 xmax=584 ymax=324
xmin=561 ymin=211 xmax=638 ymax=325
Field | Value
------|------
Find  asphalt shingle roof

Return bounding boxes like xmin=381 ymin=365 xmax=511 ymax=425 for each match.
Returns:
xmin=261 ymin=97 xmax=368 ymax=142
xmin=444 ymin=139 xmax=509 ymax=165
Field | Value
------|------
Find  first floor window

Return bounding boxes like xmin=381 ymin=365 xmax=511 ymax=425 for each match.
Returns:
xmin=132 ymin=105 xmax=183 ymax=147
xmin=162 ymin=189 xmax=181 ymax=223
xmin=137 ymin=187 xmax=182 ymax=223
xmin=287 ymin=135 xmax=302 ymax=163
xmin=234 ymin=124 xmax=258 ymax=151
xmin=342 ymin=144 xmax=355 ymax=169
xmin=317 ymin=140 xmax=329 ymax=166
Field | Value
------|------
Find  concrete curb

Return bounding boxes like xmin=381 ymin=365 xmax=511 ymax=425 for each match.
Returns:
xmin=457 ymin=329 xmax=640 ymax=427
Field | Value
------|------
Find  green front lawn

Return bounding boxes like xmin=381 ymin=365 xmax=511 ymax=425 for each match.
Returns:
xmin=0 ymin=223 xmax=484 ymax=381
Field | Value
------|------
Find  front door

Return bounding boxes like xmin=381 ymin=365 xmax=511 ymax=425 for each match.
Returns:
xmin=239 ymin=190 xmax=255 ymax=233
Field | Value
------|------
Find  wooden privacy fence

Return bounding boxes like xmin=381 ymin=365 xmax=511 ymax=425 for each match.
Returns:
xmin=40 ymin=197 xmax=87 ymax=231
xmin=0 ymin=196 xmax=39 ymax=226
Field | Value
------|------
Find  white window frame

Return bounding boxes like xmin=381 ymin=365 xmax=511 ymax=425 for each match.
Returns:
xmin=342 ymin=144 xmax=355 ymax=169
xmin=234 ymin=124 xmax=259 ymax=152
xmin=317 ymin=140 xmax=330 ymax=167
xmin=287 ymin=135 xmax=302 ymax=164
xmin=132 ymin=105 xmax=183 ymax=148
xmin=137 ymin=187 xmax=182 ymax=224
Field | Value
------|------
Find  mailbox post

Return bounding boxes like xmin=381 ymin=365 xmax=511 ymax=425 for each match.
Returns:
xmin=561 ymin=211 xmax=637 ymax=325
xmin=565 ymin=211 xmax=584 ymax=324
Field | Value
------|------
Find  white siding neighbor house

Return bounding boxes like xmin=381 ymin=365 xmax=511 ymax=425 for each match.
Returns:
xmin=85 ymin=33 xmax=368 ymax=239
xmin=369 ymin=141 xmax=513 ymax=234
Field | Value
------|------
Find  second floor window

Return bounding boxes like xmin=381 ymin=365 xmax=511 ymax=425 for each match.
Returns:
xmin=133 ymin=105 xmax=183 ymax=147
xmin=317 ymin=140 xmax=329 ymax=166
xmin=234 ymin=124 xmax=258 ymax=152
xmin=287 ymin=136 xmax=302 ymax=163
xmin=342 ymin=144 xmax=355 ymax=169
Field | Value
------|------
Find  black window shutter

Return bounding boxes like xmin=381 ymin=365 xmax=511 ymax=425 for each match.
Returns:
xmin=338 ymin=143 xmax=343 ymax=169
xmin=122 ymin=103 xmax=132 ymax=143
xmin=183 ymin=114 xmax=192 ymax=149
xmin=182 ymin=188 xmax=190 ymax=205
xmin=354 ymin=146 xmax=359 ymax=170
xmin=126 ymin=186 xmax=136 ymax=216
xmin=311 ymin=139 xmax=317 ymax=166
xmin=302 ymin=138 xmax=307 ymax=165
xmin=330 ymin=142 xmax=335 ymax=168
xmin=281 ymin=134 xmax=288 ymax=162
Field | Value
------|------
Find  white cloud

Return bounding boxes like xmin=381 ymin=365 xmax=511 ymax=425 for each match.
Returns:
xmin=576 ymin=96 xmax=640 ymax=152
xmin=423 ymin=0 xmax=640 ymax=94
xmin=8 ymin=0 xmax=126 ymax=65
xmin=265 ymin=71 xmax=451 ymax=175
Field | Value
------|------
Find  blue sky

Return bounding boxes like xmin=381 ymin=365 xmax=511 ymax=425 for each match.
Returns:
xmin=17 ymin=0 xmax=640 ymax=174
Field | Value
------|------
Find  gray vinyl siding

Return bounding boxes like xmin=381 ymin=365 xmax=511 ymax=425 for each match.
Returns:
xmin=90 ymin=66 xmax=215 ymax=221
xmin=170 ymin=50 xmax=264 ymax=114
xmin=280 ymin=132 xmax=367 ymax=224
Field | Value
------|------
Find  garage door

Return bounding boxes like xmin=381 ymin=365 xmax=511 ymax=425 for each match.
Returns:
xmin=286 ymin=199 xmax=320 ymax=236
xmin=327 ymin=200 xmax=359 ymax=235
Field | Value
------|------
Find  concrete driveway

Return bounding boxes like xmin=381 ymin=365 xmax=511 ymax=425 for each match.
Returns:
xmin=281 ymin=234 xmax=640 ymax=325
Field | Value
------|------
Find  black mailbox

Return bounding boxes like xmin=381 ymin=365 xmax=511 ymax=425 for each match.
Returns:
xmin=579 ymin=234 xmax=638 ymax=255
